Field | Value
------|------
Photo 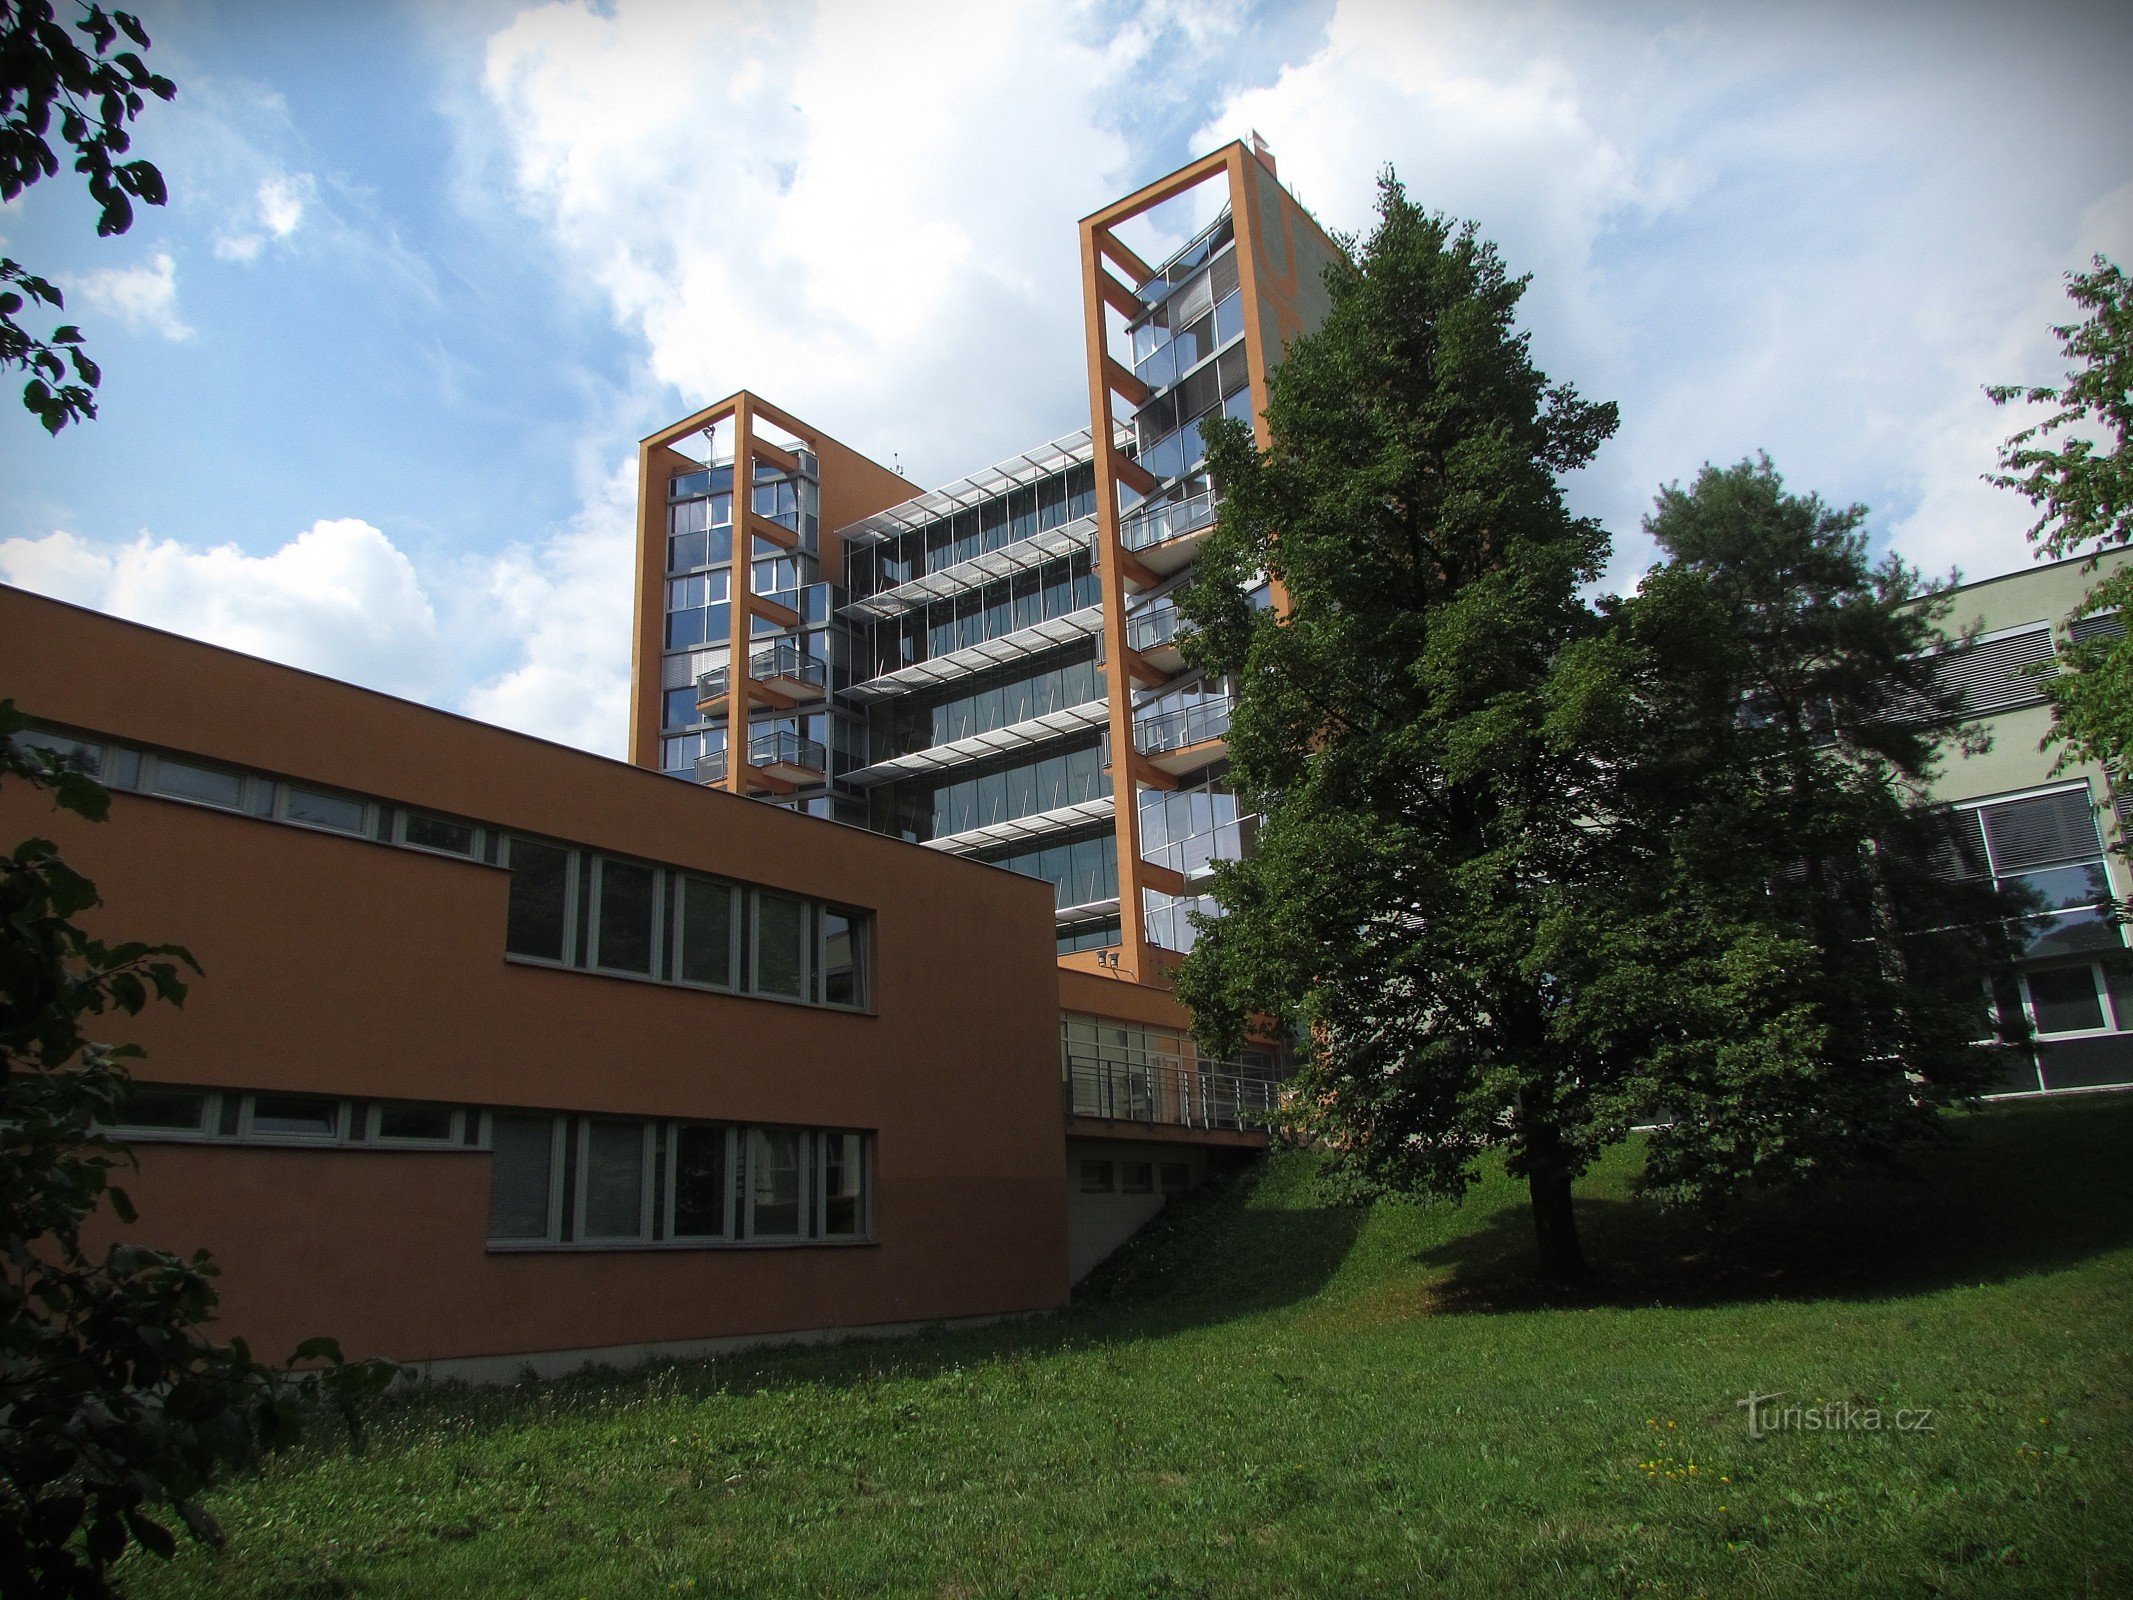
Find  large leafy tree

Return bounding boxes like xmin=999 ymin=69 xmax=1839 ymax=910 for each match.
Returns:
xmin=0 ymin=703 xmax=392 ymax=1598
xmin=1 ymin=0 xmax=175 ymax=434
xmin=1172 ymin=174 xmax=1621 ymax=1283
xmin=1173 ymin=176 xmax=2023 ymax=1283
xmin=1989 ymin=258 xmax=2133 ymax=792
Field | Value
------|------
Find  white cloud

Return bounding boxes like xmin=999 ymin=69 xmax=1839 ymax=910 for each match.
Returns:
xmin=61 ymin=252 xmax=194 ymax=340
xmin=215 ymin=171 xmax=318 ymax=262
xmin=456 ymin=456 xmax=637 ymax=756
xmin=0 ymin=519 xmax=447 ymax=701
xmin=1193 ymin=0 xmax=2133 ymax=588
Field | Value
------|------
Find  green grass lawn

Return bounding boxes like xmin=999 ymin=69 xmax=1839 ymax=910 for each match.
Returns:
xmin=126 ymin=1097 xmax=2132 ymax=1599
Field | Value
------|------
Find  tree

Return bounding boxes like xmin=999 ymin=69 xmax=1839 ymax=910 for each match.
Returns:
xmin=1989 ymin=258 xmax=2133 ymax=791
xmin=1 ymin=0 xmax=175 ymax=434
xmin=1171 ymin=176 xmax=2025 ymax=1283
xmin=1587 ymin=459 xmax=2027 ymax=1213
xmin=1171 ymin=173 xmax=1622 ymax=1283
xmin=0 ymin=702 xmax=393 ymax=1598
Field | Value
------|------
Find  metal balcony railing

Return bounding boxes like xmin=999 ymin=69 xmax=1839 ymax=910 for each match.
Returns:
xmin=1134 ymin=693 xmax=1233 ymax=756
xmin=696 ymin=642 xmax=828 ymax=707
xmin=1062 ymin=1052 xmax=1279 ymax=1131
xmin=1126 ymin=603 xmax=1186 ymax=654
xmin=693 ymin=748 xmax=729 ymax=785
xmin=1119 ymin=488 xmax=1218 ymax=553
xmin=748 ymin=729 xmax=826 ymax=775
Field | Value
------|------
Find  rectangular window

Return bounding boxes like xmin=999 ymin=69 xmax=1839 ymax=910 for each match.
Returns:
xmin=372 ymin=1102 xmax=459 ymax=1143
xmin=505 ymin=838 xmax=573 ymax=962
xmin=748 ymin=1127 xmax=807 ymax=1238
xmin=1121 ymin=1162 xmax=1154 ymax=1195
xmin=580 ymin=1119 xmax=650 ymax=1240
xmin=488 ymin=1113 xmax=559 ymax=1242
xmin=1160 ymin=1162 xmax=1190 ymax=1194
xmin=594 ymin=857 xmax=657 ymax=975
xmin=820 ymin=908 xmax=864 ymax=1007
xmin=2026 ymin=965 xmax=2108 ymax=1035
xmin=1080 ymin=1160 xmax=1115 ymax=1193
xmin=400 ymin=812 xmax=477 ymax=856
xmin=280 ymin=784 xmax=368 ymax=835
xmin=753 ymin=891 xmax=808 ymax=999
xmin=675 ymin=875 xmax=736 ymax=988
xmin=17 ymin=728 xmax=105 ymax=777
xmin=147 ymin=755 xmax=246 ymax=810
xmin=821 ymin=1132 xmax=866 ymax=1237
xmin=670 ymin=1123 xmax=730 ymax=1239
xmin=110 ymin=1084 xmax=211 ymax=1134
xmin=246 ymin=1093 xmax=343 ymax=1140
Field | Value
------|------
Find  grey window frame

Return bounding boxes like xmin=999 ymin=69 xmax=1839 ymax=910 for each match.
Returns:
xmin=664 ymin=1121 xmax=735 ymax=1242
xmin=574 ymin=1116 xmax=657 ymax=1243
xmin=589 ymin=854 xmax=664 ymax=978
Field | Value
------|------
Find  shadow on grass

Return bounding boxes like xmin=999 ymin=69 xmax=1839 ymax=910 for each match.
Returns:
xmin=1420 ymin=1095 xmax=2133 ymax=1314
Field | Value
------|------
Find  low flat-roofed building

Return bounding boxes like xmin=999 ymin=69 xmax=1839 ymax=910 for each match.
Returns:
xmin=0 ymin=584 xmax=1069 ymax=1379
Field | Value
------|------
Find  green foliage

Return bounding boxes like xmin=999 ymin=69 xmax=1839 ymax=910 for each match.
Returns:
xmin=1172 ymin=174 xmax=2024 ymax=1284
xmin=0 ymin=0 xmax=175 ymax=434
xmin=0 ymin=701 xmax=396 ymax=1598
xmin=1989 ymin=258 xmax=2133 ymax=785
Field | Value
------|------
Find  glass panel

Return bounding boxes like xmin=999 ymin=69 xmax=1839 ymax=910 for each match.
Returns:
xmin=671 ymin=1123 xmax=728 ymax=1238
xmin=111 ymin=1085 xmax=208 ymax=1132
xmin=487 ymin=1114 xmax=555 ymax=1241
xmin=2005 ymin=863 xmax=2111 ymax=913
xmin=2029 ymin=965 xmax=2106 ymax=1034
xmin=250 ymin=1093 xmax=340 ymax=1138
xmin=822 ymin=1132 xmax=864 ymax=1236
xmin=17 ymin=729 xmax=105 ymax=776
xmin=755 ymin=892 xmax=807 ymax=998
xmin=1080 ymin=1161 xmax=1114 ymax=1193
xmin=404 ymin=813 xmax=477 ymax=855
xmin=595 ymin=858 xmax=656 ymax=974
xmin=284 ymin=785 xmax=367 ymax=834
xmin=376 ymin=1103 xmax=455 ymax=1142
xmin=148 ymin=757 xmax=245 ymax=809
xmin=582 ymin=1119 xmax=647 ymax=1239
xmin=678 ymin=876 xmax=734 ymax=987
xmin=749 ymin=1128 xmax=805 ymax=1238
xmin=821 ymin=909 xmax=862 ymax=1007
xmin=506 ymin=839 xmax=572 ymax=961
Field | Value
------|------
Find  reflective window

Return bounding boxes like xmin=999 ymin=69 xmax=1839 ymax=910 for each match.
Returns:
xmin=755 ymin=892 xmax=808 ymax=999
xmin=749 ymin=1128 xmax=806 ymax=1238
xmin=581 ymin=1119 xmax=649 ymax=1239
xmin=249 ymin=1093 xmax=341 ymax=1139
xmin=670 ymin=1123 xmax=729 ymax=1239
xmin=282 ymin=785 xmax=367 ymax=835
xmin=505 ymin=838 xmax=572 ymax=962
xmin=675 ymin=875 xmax=735 ymax=989
xmin=147 ymin=756 xmax=245 ymax=810
xmin=488 ymin=1114 xmax=558 ymax=1241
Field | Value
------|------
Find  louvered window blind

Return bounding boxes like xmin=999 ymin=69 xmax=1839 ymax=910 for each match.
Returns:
xmin=1931 ymin=625 xmax=2057 ymax=716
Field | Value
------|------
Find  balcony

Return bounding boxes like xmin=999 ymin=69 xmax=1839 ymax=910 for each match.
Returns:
xmin=1125 ymin=601 xmax=1188 ymax=675
xmin=920 ymin=791 xmax=1117 ymax=856
xmin=696 ymin=642 xmax=828 ymax=716
xmin=845 ymin=699 xmax=1111 ymax=786
xmin=747 ymin=729 xmax=826 ymax=787
xmin=692 ymin=748 xmax=728 ymax=785
xmin=1117 ymin=488 xmax=1218 ymax=577
xmin=1062 ymin=1049 xmax=1280 ymax=1133
xmin=845 ymin=605 xmax=1105 ymax=703
xmin=839 ymin=517 xmax=1095 ymax=622
xmin=1133 ymin=693 xmax=1232 ymax=774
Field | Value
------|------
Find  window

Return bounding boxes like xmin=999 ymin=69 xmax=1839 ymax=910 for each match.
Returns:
xmin=1943 ymin=784 xmax=2119 ymax=959
xmin=2026 ymin=965 xmax=2111 ymax=1035
xmin=372 ymin=1102 xmax=460 ymax=1143
xmin=670 ymin=1123 xmax=731 ymax=1239
xmin=400 ymin=812 xmax=480 ymax=857
xmin=1080 ymin=1160 xmax=1115 ymax=1193
xmin=246 ymin=1093 xmax=343 ymax=1140
xmin=674 ymin=875 xmax=736 ymax=988
xmin=1121 ymin=1162 xmax=1154 ymax=1195
xmin=505 ymin=837 xmax=573 ymax=962
xmin=754 ymin=892 xmax=809 ymax=999
xmin=579 ymin=1119 xmax=651 ymax=1240
xmin=14 ymin=728 xmax=104 ymax=776
xmin=748 ymin=1128 xmax=807 ymax=1238
xmin=821 ymin=1132 xmax=865 ymax=1237
xmin=820 ymin=907 xmax=864 ymax=1007
xmin=488 ymin=1114 xmax=561 ymax=1242
xmin=146 ymin=755 xmax=245 ymax=810
xmin=1160 ymin=1163 xmax=1190 ymax=1194
xmin=280 ymin=784 xmax=368 ymax=835
xmin=110 ymin=1084 xmax=211 ymax=1134
xmin=593 ymin=856 xmax=658 ymax=976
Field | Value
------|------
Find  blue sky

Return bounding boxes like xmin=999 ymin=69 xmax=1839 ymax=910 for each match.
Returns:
xmin=4 ymin=0 xmax=2130 ymax=754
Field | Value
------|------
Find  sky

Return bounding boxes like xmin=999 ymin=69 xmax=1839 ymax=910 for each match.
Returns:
xmin=3 ymin=0 xmax=2129 ymax=757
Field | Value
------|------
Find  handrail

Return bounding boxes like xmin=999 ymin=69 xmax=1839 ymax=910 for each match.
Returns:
xmin=1126 ymin=602 xmax=1186 ymax=653
xmin=1061 ymin=1052 xmax=1279 ymax=1131
xmin=1133 ymin=693 xmax=1233 ymax=755
xmin=696 ymin=643 xmax=827 ymax=705
xmin=748 ymin=730 xmax=825 ymax=771
xmin=1119 ymin=489 xmax=1218 ymax=553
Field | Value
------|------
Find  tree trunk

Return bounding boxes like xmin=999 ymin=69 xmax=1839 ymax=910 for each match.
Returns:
xmin=1518 ymin=1093 xmax=1589 ymax=1286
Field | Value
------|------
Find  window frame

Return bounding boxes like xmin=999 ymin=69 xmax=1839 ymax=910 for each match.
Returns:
xmin=239 ymin=1091 xmax=348 ymax=1143
xmin=395 ymin=810 xmax=485 ymax=859
xmin=504 ymin=835 xmax=580 ymax=966
xmin=2022 ymin=961 xmax=2118 ymax=1039
xmin=367 ymin=1102 xmax=467 ymax=1146
xmin=743 ymin=1125 xmax=811 ymax=1241
xmin=141 ymin=751 xmax=251 ymax=813
xmin=275 ymin=781 xmax=372 ymax=837
xmin=749 ymin=889 xmax=812 ymax=1002
xmin=484 ymin=1111 xmax=568 ymax=1246
xmin=589 ymin=853 xmax=664 ymax=979
xmin=664 ymin=1121 xmax=735 ymax=1242
xmin=574 ymin=1116 xmax=657 ymax=1244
